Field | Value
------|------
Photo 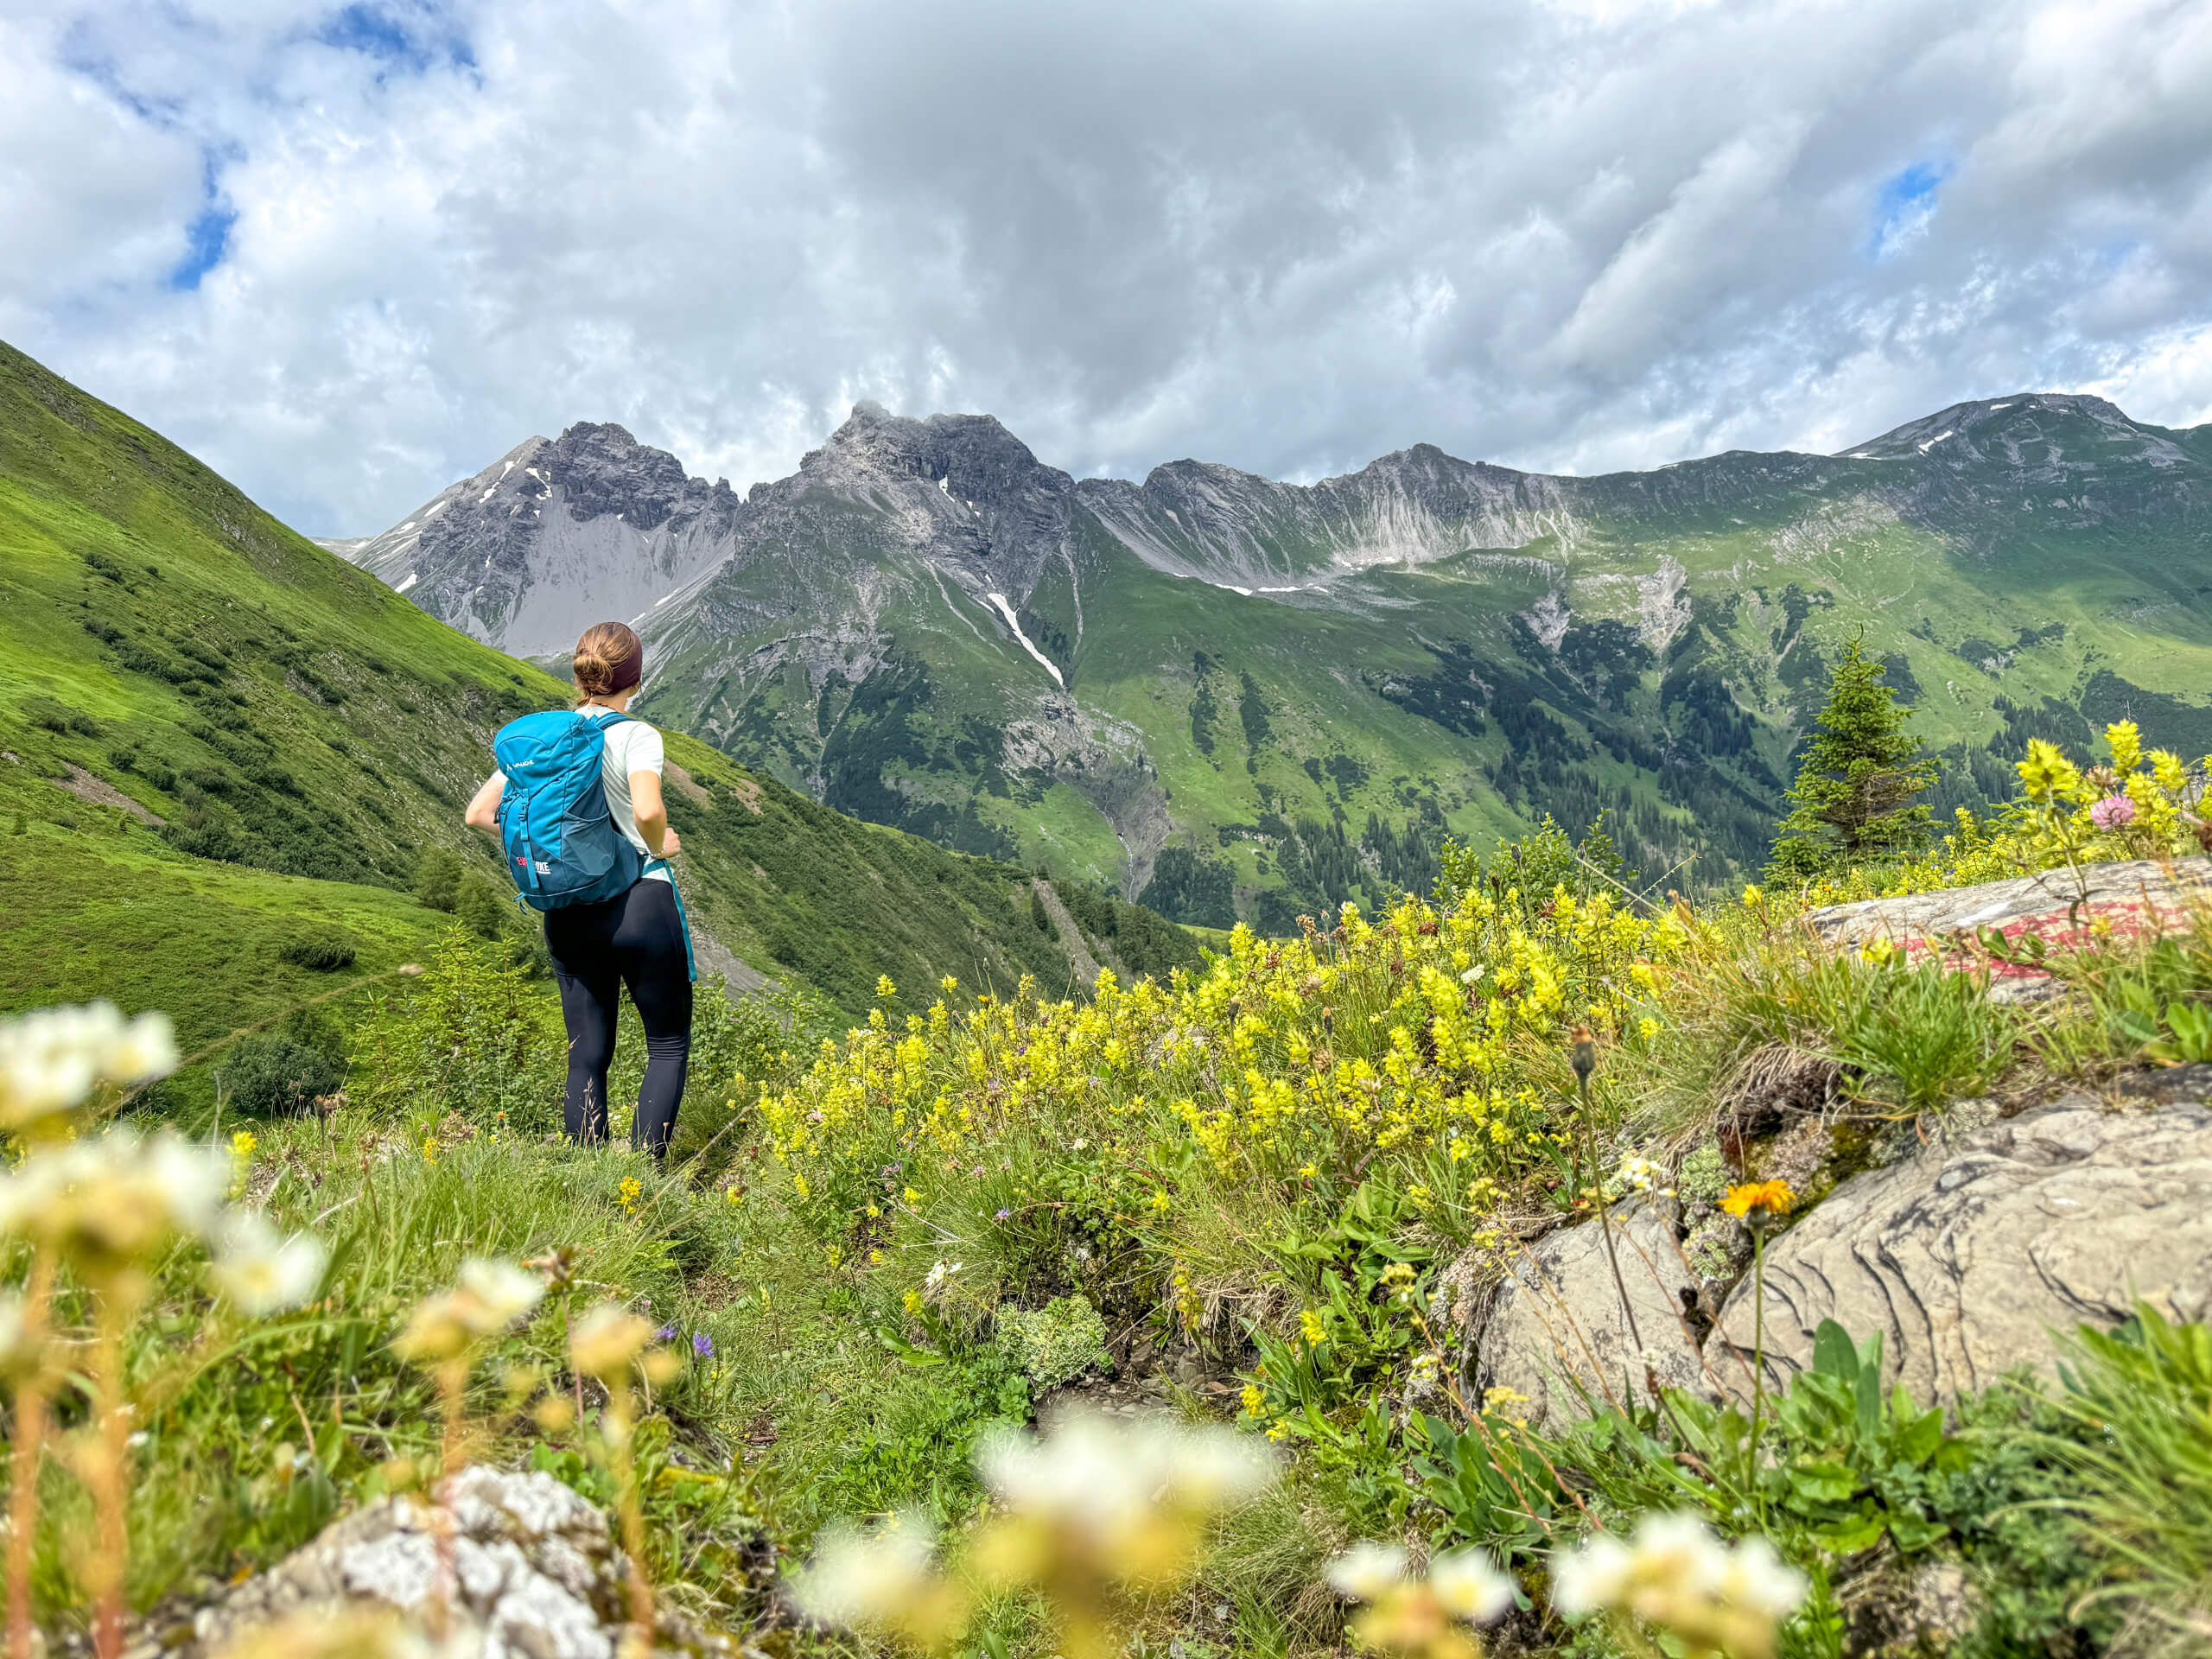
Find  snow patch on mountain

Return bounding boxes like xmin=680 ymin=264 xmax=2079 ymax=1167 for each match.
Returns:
xmin=986 ymin=592 xmax=1065 ymax=687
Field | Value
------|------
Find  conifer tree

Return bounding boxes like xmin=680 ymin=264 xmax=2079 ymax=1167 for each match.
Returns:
xmin=1767 ymin=632 xmax=1936 ymax=877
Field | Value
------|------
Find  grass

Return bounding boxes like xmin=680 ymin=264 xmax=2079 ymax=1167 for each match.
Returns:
xmin=2044 ymin=1311 xmax=2212 ymax=1655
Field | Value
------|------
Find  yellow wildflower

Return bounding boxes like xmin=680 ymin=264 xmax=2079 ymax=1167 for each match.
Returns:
xmin=1719 ymin=1179 xmax=1796 ymax=1221
xmin=1300 ymin=1308 xmax=1326 ymax=1347
xmin=876 ymin=975 xmax=898 ymax=1000
xmin=616 ymin=1176 xmax=642 ymax=1215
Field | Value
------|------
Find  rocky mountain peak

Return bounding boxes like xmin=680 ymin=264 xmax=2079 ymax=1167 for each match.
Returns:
xmin=808 ymin=403 xmax=1071 ymax=513
xmin=1842 ymin=391 xmax=2185 ymax=469
xmin=541 ymin=421 xmax=735 ymax=531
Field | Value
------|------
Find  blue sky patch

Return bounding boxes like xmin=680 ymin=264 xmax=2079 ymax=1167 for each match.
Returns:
xmin=317 ymin=3 xmax=476 ymax=78
xmin=1870 ymin=160 xmax=1950 ymax=261
xmin=167 ymin=155 xmax=235 ymax=291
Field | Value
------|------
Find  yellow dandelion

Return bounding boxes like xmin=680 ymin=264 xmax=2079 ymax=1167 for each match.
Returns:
xmin=1719 ymin=1179 xmax=1796 ymax=1221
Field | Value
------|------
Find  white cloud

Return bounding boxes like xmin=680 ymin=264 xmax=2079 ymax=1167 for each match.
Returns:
xmin=2 ymin=0 xmax=2210 ymax=533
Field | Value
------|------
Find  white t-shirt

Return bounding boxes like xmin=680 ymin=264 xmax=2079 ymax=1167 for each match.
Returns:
xmin=495 ymin=707 xmax=670 ymax=885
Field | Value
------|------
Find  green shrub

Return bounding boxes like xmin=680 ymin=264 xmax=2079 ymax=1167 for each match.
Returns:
xmin=215 ymin=1033 xmax=344 ymax=1116
xmin=456 ymin=876 xmax=513 ymax=940
xmin=413 ymin=847 xmax=462 ymax=912
xmin=348 ymin=929 xmax=563 ymax=1132
xmin=22 ymin=694 xmax=100 ymax=736
xmin=999 ymin=1293 xmax=1109 ymax=1389
xmin=276 ymin=931 xmax=358 ymax=972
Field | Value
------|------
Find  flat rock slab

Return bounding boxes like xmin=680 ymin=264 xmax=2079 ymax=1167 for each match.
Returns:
xmin=1805 ymin=858 xmax=2212 ymax=1000
xmin=1439 ymin=1198 xmax=1713 ymax=1430
xmin=1713 ymin=1090 xmax=2212 ymax=1404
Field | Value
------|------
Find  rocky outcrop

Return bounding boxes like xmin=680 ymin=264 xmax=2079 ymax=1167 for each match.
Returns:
xmin=183 ymin=1466 xmax=734 ymax=1658
xmin=1804 ymin=857 xmax=2212 ymax=1002
xmin=1435 ymin=1198 xmax=1711 ymax=1430
xmin=1434 ymin=1060 xmax=2212 ymax=1425
xmin=1712 ymin=1085 xmax=2212 ymax=1403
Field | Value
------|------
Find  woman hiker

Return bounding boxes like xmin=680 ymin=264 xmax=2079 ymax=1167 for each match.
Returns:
xmin=463 ymin=620 xmax=693 ymax=1158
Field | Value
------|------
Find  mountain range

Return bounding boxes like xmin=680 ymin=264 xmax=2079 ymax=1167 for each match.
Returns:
xmin=327 ymin=390 xmax=2212 ymax=925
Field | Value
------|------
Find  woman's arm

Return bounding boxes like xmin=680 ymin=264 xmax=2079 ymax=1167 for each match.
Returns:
xmin=464 ymin=773 xmax=505 ymax=832
xmin=629 ymin=771 xmax=680 ymax=857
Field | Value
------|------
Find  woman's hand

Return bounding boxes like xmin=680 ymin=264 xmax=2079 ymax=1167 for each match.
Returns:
xmin=658 ymin=826 xmax=682 ymax=859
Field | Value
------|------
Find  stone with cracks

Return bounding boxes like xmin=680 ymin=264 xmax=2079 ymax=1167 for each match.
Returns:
xmin=1433 ymin=1197 xmax=1713 ymax=1430
xmin=1713 ymin=1087 xmax=2212 ymax=1404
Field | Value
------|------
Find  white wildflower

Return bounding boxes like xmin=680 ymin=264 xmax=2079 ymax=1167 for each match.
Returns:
xmin=455 ymin=1257 xmax=545 ymax=1332
xmin=567 ymin=1303 xmax=654 ymax=1377
xmin=1429 ymin=1548 xmax=1516 ymax=1624
xmin=790 ymin=1514 xmax=938 ymax=1628
xmin=1459 ymin=964 xmax=1487 ymax=986
xmin=1550 ymin=1513 xmax=1805 ymax=1659
xmin=1325 ymin=1541 xmax=1408 ymax=1602
xmin=209 ymin=1213 xmax=329 ymax=1315
xmin=1616 ymin=1156 xmax=1663 ymax=1195
xmin=1712 ymin=1532 xmax=1807 ymax=1618
xmin=923 ymin=1260 xmax=963 ymax=1293
xmin=1548 ymin=1530 xmax=1633 ymax=1617
xmin=977 ymin=1412 xmax=1274 ymax=1543
xmin=0 ymin=1003 xmax=177 ymax=1135
xmin=0 ymin=1129 xmax=231 ymax=1272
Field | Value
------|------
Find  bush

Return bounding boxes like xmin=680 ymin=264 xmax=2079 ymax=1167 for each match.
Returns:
xmin=414 ymin=847 xmax=462 ymax=912
xmin=999 ymin=1294 xmax=1109 ymax=1389
xmin=456 ymin=876 xmax=514 ymax=940
xmin=215 ymin=1033 xmax=344 ymax=1116
xmin=22 ymin=695 xmax=99 ymax=737
xmin=276 ymin=931 xmax=358 ymax=972
xmin=348 ymin=929 xmax=563 ymax=1133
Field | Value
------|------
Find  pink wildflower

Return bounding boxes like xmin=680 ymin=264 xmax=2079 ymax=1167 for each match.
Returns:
xmin=2088 ymin=794 xmax=2137 ymax=830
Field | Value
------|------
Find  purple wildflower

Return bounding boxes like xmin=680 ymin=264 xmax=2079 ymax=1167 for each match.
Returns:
xmin=655 ymin=1324 xmax=677 ymax=1342
xmin=692 ymin=1332 xmax=716 ymax=1358
xmin=994 ymin=1207 xmax=1012 ymax=1222
xmin=2089 ymin=794 xmax=2137 ymax=830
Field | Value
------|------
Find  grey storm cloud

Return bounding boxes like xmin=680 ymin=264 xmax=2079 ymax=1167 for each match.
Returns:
xmin=3 ymin=0 xmax=2211 ymax=535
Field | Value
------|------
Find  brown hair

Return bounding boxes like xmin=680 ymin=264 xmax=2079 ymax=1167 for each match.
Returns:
xmin=572 ymin=621 xmax=645 ymax=700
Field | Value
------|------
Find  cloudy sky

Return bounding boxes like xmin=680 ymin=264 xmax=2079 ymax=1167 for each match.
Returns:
xmin=6 ymin=0 xmax=2212 ymax=536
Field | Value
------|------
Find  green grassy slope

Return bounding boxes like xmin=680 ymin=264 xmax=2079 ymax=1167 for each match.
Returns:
xmin=0 ymin=341 xmax=1177 ymax=1054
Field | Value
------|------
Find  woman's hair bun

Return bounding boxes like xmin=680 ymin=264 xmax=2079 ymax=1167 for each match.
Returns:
xmin=572 ymin=622 xmax=644 ymax=698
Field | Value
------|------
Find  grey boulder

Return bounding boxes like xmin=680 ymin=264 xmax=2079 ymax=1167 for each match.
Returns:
xmin=1435 ymin=1198 xmax=1714 ymax=1430
xmin=1713 ymin=1090 xmax=2212 ymax=1403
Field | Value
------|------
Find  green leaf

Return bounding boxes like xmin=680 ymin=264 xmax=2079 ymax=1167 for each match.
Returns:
xmin=1812 ymin=1320 xmax=1859 ymax=1383
xmin=1787 ymin=1459 xmax=1860 ymax=1504
xmin=1893 ymin=1405 xmax=1946 ymax=1466
xmin=1807 ymin=1513 xmax=1889 ymax=1555
xmin=1887 ymin=1512 xmax=1948 ymax=1553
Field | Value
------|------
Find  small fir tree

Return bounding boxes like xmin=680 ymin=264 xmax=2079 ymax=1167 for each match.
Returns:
xmin=1767 ymin=632 xmax=1936 ymax=877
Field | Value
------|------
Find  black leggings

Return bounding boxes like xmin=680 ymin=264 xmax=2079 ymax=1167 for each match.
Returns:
xmin=543 ymin=880 xmax=692 ymax=1159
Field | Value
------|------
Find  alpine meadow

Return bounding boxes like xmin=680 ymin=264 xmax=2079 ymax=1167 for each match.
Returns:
xmin=7 ymin=2 xmax=2212 ymax=1650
